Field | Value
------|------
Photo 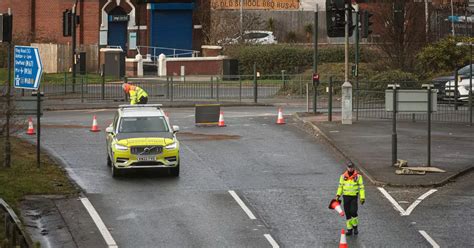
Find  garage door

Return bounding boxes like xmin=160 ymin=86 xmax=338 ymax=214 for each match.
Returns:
xmin=150 ymin=4 xmax=194 ymax=57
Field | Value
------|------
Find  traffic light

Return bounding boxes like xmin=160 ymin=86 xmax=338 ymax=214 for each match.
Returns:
xmin=326 ymin=0 xmax=354 ymax=38
xmin=63 ymin=9 xmax=72 ymax=37
xmin=360 ymin=10 xmax=373 ymax=38
xmin=0 ymin=13 xmax=13 ymax=43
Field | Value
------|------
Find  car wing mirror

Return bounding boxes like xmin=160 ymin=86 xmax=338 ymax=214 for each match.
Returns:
xmin=172 ymin=125 xmax=180 ymax=133
xmin=105 ymin=126 xmax=114 ymax=134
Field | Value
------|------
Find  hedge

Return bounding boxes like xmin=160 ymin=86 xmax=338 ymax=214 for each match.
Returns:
xmin=224 ymin=44 xmax=373 ymax=75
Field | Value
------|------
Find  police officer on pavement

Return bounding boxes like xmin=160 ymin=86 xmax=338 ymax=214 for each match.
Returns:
xmin=335 ymin=161 xmax=365 ymax=235
xmin=122 ymin=83 xmax=149 ymax=105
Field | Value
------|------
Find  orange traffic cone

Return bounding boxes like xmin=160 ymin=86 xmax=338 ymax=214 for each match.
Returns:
xmin=90 ymin=115 xmax=101 ymax=132
xmin=26 ymin=117 xmax=35 ymax=135
xmin=276 ymin=108 xmax=285 ymax=124
xmin=218 ymin=111 xmax=226 ymax=127
xmin=329 ymin=199 xmax=345 ymax=217
xmin=339 ymin=229 xmax=348 ymax=248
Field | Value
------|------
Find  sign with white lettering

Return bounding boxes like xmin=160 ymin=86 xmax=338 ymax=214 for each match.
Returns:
xmin=211 ymin=0 xmax=299 ymax=10
xmin=14 ymin=46 xmax=43 ymax=90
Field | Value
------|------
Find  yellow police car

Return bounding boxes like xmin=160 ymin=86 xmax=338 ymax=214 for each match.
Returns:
xmin=105 ymin=104 xmax=180 ymax=177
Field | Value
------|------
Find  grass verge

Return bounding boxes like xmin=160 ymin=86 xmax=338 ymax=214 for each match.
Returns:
xmin=0 ymin=136 xmax=78 ymax=242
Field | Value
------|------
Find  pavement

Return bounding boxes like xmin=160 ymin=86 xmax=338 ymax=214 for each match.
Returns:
xmin=294 ymin=112 xmax=474 ymax=187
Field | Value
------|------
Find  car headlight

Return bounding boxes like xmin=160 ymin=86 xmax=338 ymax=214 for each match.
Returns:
xmin=165 ymin=142 xmax=177 ymax=150
xmin=115 ymin=143 xmax=129 ymax=151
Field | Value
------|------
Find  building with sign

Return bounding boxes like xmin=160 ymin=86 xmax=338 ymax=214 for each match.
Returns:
xmin=0 ymin=0 xmax=203 ymax=72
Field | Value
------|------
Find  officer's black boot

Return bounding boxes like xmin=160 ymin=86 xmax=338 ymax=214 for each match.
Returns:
xmin=353 ymin=226 xmax=358 ymax=235
xmin=346 ymin=229 xmax=353 ymax=236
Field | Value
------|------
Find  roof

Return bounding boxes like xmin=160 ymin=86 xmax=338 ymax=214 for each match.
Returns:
xmin=119 ymin=106 xmax=164 ymax=118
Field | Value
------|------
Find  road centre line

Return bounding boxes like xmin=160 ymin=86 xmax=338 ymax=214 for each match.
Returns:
xmin=228 ymin=190 xmax=256 ymax=220
xmin=264 ymin=234 xmax=280 ymax=248
xmin=377 ymin=187 xmax=438 ymax=216
xmin=80 ymin=197 xmax=118 ymax=248
xmin=419 ymin=230 xmax=440 ymax=248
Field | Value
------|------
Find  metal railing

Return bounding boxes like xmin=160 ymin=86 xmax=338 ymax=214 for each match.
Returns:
xmin=347 ymin=80 xmax=472 ymax=125
xmin=7 ymin=74 xmax=309 ymax=103
xmin=1 ymin=198 xmax=35 ymax=248
xmin=137 ymin=46 xmax=200 ymax=65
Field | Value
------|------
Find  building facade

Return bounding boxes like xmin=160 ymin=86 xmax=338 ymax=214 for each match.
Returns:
xmin=0 ymin=0 xmax=201 ymax=71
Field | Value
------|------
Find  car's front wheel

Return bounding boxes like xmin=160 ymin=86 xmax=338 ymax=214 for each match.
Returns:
xmin=169 ymin=163 xmax=180 ymax=177
xmin=111 ymin=165 xmax=121 ymax=178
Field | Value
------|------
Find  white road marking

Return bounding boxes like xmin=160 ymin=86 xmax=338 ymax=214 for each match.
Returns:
xmin=86 ymin=109 xmax=108 ymax=113
xmin=405 ymin=189 xmax=437 ymax=215
xmin=378 ymin=187 xmax=438 ymax=216
xmin=80 ymin=197 xmax=118 ymax=248
xmin=228 ymin=190 xmax=256 ymax=220
xmin=377 ymin=187 xmax=407 ymax=215
xmin=419 ymin=230 xmax=440 ymax=248
xmin=264 ymin=234 xmax=280 ymax=248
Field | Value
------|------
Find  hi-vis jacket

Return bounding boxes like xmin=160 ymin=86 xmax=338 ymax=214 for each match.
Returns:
xmin=336 ymin=171 xmax=365 ymax=199
xmin=129 ymin=85 xmax=148 ymax=105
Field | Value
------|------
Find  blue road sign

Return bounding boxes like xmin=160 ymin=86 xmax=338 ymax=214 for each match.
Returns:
xmin=14 ymin=46 xmax=43 ymax=90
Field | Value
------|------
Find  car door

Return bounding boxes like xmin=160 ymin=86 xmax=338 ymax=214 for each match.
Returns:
xmin=107 ymin=112 xmax=119 ymax=159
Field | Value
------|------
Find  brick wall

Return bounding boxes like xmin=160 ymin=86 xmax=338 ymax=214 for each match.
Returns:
xmin=0 ymin=0 xmax=100 ymax=45
xmin=167 ymin=58 xmax=224 ymax=76
xmin=0 ymin=0 xmax=33 ymax=43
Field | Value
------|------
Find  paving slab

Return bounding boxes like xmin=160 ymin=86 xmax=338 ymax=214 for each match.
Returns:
xmin=295 ymin=113 xmax=474 ymax=187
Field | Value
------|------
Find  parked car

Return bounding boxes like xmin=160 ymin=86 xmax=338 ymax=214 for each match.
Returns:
xmin=432 ymin=64 xmax=474 ymax=100
xmin=219 ymin=31 xmax=278 ymax=45
xmin=444 ymin=77 xmax=474 ymax=102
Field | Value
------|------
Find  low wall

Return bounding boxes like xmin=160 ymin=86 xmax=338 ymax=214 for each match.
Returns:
xmin=166 ymin=56 xmax=227 ymax=76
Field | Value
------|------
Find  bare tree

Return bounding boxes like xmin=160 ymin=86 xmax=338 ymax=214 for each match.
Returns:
xmin=368 ymin=1 xmax=427 ymax=71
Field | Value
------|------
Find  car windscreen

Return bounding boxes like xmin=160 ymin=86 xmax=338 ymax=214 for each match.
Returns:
xmin=458 ymin=64 xmax=474 ymax=75
xmin=119 ymin=116 xmax=169 ymax=133
xmin=243 ymin=33 xmax=269 ymax=39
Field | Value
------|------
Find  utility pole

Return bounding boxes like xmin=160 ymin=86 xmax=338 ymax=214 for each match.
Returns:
xmin=355 ymin=5 xmax=360 ymax=121
xmin=451 ymin=0 xmax=455 ymax=36
xmin=72 ymin=0 xmax=78 ymax=92
xmin=4 ymin=8 xmax=12 ymax=168
xmin=313 ymin=4 xmax=319 ymax=114
xmin=240 ymin=0 xmax=244 ymax=38
xmin=342 ymin=1 xmax=353 ymax=125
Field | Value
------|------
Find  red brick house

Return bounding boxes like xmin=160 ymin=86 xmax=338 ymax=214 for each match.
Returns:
xmin=0 ymin=0 xmax=203 ymax=72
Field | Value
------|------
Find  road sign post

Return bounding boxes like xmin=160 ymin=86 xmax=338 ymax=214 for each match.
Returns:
xmin=14 ymin=45 xmax=43 ymax=167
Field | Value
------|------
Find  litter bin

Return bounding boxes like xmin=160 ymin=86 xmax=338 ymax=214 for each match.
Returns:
xmin=101 ymin=48 xmax=125 ymax=78
xmin=76 ymin=52 xmax=87 ymax=75
xmin=223 ymin=59 xmax=239 ymax=80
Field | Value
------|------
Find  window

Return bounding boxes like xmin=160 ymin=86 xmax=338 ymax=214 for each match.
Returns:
xmin=119 ymin=116 xmax=169 ymax=133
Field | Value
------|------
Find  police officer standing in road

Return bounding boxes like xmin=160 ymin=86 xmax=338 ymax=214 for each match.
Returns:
xmin=122 ymin=83 xmax=149 ymax=105
xmin=335 ymin=161 xmax=365 ymax=235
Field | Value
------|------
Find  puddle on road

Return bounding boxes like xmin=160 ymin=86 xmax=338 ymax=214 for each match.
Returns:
xmin=177 ymin=132 xmax=241 ymax=141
